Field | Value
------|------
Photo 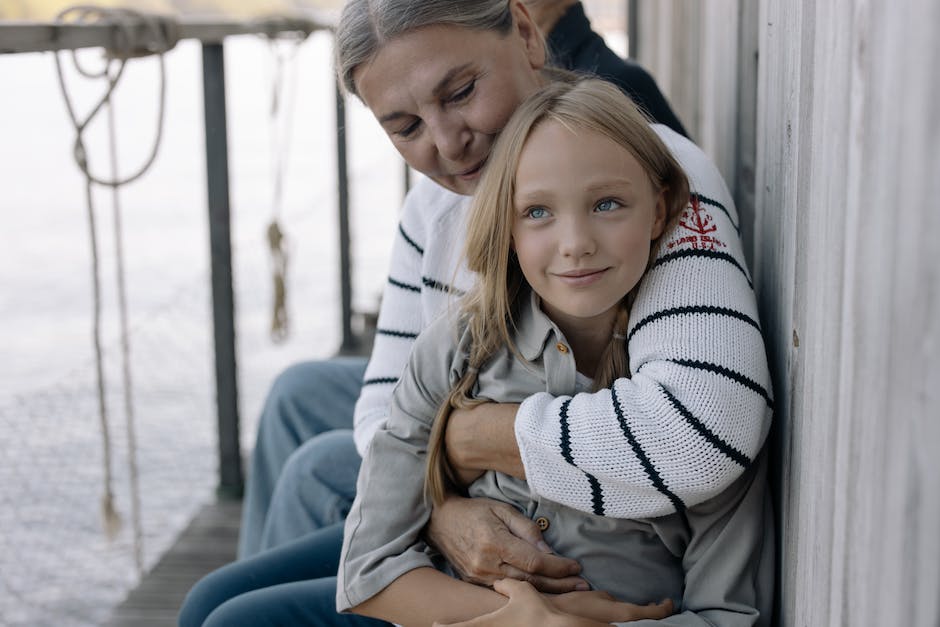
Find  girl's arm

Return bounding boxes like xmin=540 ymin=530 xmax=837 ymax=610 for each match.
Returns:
xmin=353 ymin=567 xmax=506 ymax=627
xmin=435 ymin=579 xmax=675 ymax=627
xmin=338 ymin=316 xmax=457 ymax=615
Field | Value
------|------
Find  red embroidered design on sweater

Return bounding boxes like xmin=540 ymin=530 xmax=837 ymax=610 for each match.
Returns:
xmin=667 ymin=197 xmax=727 ymax=252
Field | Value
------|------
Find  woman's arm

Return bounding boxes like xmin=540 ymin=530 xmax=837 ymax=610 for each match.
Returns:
xmin=352 ymin=179 xmax=467 ymax=457
xmin=444 ymin=403 xmax=523 ymax=483
xmin=450 ymin=134 xmax=773 ymax=519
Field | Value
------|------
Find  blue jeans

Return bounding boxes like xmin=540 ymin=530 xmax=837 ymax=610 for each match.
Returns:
xmin=239 ymin=358 xmax=367 ymax=558
xmin=179 ymin=523 xmax=390 ymax=627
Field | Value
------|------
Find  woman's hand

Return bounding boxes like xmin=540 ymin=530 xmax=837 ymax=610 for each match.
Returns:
xmin=445 ymin=402 xmax=524 ymax=485
xmin=433 ymin=579 xmax=675 ymax=626
xmin=426 ymin=495 xmax=587 ymax=593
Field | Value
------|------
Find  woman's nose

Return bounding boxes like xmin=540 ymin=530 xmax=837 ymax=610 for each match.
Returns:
xmin=430 ymin=115 xmax=472 ymax=162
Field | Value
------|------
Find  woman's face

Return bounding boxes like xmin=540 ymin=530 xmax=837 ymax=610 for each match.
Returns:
xmin=353 ymin=3 xmax=546 ymax=196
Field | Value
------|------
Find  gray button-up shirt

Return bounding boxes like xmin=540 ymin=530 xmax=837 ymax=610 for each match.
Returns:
xmin=338 ymin=291 xmax=773 ymax=626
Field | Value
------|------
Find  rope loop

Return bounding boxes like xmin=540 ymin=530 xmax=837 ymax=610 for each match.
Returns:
xmin=53 ymin=6 xmax=176 ymax=188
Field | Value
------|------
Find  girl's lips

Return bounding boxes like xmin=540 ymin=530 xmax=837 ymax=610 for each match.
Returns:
xmin=555 ymin=268 xmax=609 ymax=286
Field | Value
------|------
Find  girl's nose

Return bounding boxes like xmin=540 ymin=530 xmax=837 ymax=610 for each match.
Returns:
xmin=559 ymin=219 xmax=597 ymax=258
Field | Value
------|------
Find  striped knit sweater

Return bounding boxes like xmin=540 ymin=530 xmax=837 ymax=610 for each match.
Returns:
xmin=353 ymin=124 xmax=772 ymax=519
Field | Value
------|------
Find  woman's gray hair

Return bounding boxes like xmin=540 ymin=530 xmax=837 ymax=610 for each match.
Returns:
xmin=335 ymin=0 xmax=515 ymax=97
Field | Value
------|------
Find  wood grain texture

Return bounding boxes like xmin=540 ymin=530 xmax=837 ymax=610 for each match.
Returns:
xmin=634 ymin=0 xmax=940 ymax=624
xmin=103 ymin=499 xmax=240 ymax=626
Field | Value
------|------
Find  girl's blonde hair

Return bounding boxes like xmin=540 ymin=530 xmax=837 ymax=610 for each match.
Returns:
xmin=426 ymin=77 xmax=691 ymax=504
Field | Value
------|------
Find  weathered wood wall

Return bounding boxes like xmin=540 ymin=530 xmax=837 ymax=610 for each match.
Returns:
xmin=633 ymin=0 xmax=940 ymax=625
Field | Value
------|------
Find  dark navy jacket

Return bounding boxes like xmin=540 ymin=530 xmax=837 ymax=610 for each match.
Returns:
xmin=547 ymin=2 xmax=690 ymax=138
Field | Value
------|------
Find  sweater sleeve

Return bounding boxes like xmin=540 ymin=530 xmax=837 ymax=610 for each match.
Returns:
xmin=351 ymin=185 xmax=432 ymax=457
xmin=515 ymin=129 xmax=773 ymax=519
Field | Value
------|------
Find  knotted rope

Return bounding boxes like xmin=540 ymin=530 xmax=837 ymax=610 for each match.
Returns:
xmin=53 ymin=5 xmax=177 ymax=573
xmin=261 ymin=24 xmax=308 ymax=343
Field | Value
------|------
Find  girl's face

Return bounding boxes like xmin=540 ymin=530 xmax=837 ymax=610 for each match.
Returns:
xmin=353 ymin=3 xmax=546 ymax=196
xmin=511 ymin=120 xmax=666 ymax=332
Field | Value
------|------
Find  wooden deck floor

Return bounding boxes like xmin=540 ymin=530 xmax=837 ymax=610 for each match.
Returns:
xmin=104 ymin=498 xmax=242 ymax=627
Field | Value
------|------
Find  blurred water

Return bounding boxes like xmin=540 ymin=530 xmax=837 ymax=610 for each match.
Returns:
xmin=0 ymin=32 xmax=402 ymax=625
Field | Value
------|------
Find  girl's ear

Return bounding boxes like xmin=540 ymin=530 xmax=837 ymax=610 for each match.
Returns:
xmin=510 ymin=1 xmax=547 ymax=71
xmin=651 ymin=189 xmax=668 ymax=239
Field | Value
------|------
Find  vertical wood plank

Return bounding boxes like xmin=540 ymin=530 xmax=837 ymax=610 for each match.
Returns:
xmin=629 ymin=3 xmax=940 ymax=625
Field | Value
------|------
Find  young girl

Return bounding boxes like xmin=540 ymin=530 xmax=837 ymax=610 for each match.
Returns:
xmin=338 ymin=78 xmax=773 ymax=627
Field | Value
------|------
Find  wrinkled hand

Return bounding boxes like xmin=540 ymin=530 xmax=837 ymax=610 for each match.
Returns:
xmin=426 ymin=495 xmax=586 ymax=593
xmin=433 ymin=579 xmax=674 ymax=627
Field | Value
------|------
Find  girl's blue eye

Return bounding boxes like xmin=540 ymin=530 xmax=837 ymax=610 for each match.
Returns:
xmin=595 ymin=198 xmax=621 ymax=212
xmin=527 ymin=206 xmax=549 ymax=219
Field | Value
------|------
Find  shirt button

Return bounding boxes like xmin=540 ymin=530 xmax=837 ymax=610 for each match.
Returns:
xmin=555 ymin=343 xmax=569 ymax=354
xmin=535 ymin=516 xmax=550 ymax=531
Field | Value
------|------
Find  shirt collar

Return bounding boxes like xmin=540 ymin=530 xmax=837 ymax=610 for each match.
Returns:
xmin=545 ymin=2 xmax=593 ymax=68
xmin=514 ymin=288 xmax=561 ymax=361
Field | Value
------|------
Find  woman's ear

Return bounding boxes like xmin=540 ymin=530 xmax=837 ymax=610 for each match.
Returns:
xmin=651 ymin=189 xmax=668 ymax=239
xmin=510 ymin=1 xmax=547 ymax=70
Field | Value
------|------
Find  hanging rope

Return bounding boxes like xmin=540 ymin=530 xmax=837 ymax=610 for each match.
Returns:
xmin=53 ymin=6 xmax=177 ymax=572
xmin=262 ymin=28 xmax=307 ymax=343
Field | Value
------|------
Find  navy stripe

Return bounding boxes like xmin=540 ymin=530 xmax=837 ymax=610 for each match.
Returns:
xmin=376 ymin=328 xmax=418 ymax=339
xmin=560 ymin=399 xmax=606 ymax=516
xmin=653 ymin=248 xmax=753 ymax=289
xmin=422 ymin=276 xmax=464 ymax=296
xmin=399 ymin=224 xmax=424 ymax=255
xmin=664 ymin=359 xmax=774 ymax=409
xmin=691 ymin=193 xmax=739 ymax=233
xmin=559 ymin=399 xmax=574 ymax=465
xmin=628 ymin=306 xmax=761 ymax=342
xmin=388 ymin=277 xmax=420 ymax=293
xmin=658 ymin=385 xmax=751 ymax=468
xmin=609 ymin=384 xmax=686 ymax=513
xmin=363 ymin=377 xmax=398 ymax=386
xmin=587 ymin=475 xmax=605 ymax=517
